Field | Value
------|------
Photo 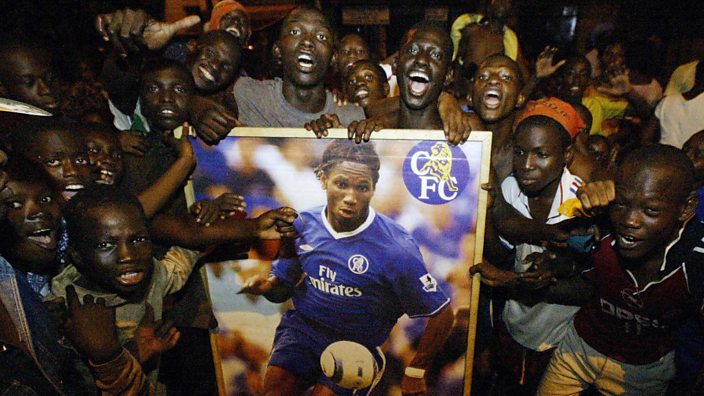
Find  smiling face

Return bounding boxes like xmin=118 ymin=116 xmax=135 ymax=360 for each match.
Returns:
xmin=276 ymin=8 xmax=334 ymax=88
xmin=218 ymin=8 xmax=251 ymax=45
xmin=337 ymin=34 xmax=370 ymax=77
xmin=189 ymin=33 xmax=240 ymax=93
xmin=27 ymin=129 xmax=93 ymax=202
xmin=141 ymin=65 xmax=194 ymax=132
xmin=560 ymin=58 xmax=591 ymax=101
xmin=321 ymin=161 xmax=375 ymax=232
xmin=610 ymin=162 xmax=690 ymax=263
xmin=472 ymin=55 xmax=523 ymax=123
xmin=0 ymin=47 xmax=62 ymax=113
xmin=73 ymin=203 xmax=153 ymax=300
xmin=512 ymin=118 xmax=569 ymax=197
xmin=84 ymin=126 xmax=124 ymax=186
xmin=343 ymin=61 xmax=388 ymax=107
xmin=397 ymin=26 xmax=452 ymax=111
xmin=0 ymin=179 xmax=61 ymax=274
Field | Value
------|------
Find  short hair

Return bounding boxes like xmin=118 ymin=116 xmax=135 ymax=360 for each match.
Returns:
xmin=346 ymin=59 xmax=386 ymax=81
xmin=620 ymin=144 xmax=695 ymax=197
xmin=338 ymin=33 xmax=368 ymax=51
xmin=514 ymin=115 xmax=572 ymax=149
xmin=9 ymin=118 xmax=77 ymax=158
xmin=478 ymin=53 xmax=524 ymax=86
xmin=401 ymin=21 xmax=453 ymax=63
xmin=64 ymin=185 xmax=146 ymax=247
xmin=315 ymin=140 xmax=381 ymax=185
xmin=281 ymin=6 xmax=336 ymax=44
xmin=0 ymin=155 xmax=58 ymax=252
xmin=2 ymin=154 xmax=56 ymax=192
xmin=0 ymin=39 xmax=52 ymax=75
xmin=140 ymin=58 xmax=194 ymax=90
xmin=197 ymin=30 xmax=242 ymax=56
xmin=75 ymin=121 xmax=118 ymax=139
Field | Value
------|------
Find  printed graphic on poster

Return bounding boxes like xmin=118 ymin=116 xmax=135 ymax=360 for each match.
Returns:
xmin=186 ymin=128 xmax=491 ymax=396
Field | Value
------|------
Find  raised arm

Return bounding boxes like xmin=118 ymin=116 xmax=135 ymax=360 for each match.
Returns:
xmin=137 ymin=132 xmax=196 ymax=218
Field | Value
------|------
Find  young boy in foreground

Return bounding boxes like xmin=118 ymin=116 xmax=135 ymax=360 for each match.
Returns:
xmin=0 ymin=158 xmax=154 ymax=394
xmin=471 ymin=98 xmax=586 ymax=394
xmin=46 ymin=186 xmax=296 ymax=387
xmin=537 ymin=144 xmax=704 ymax=395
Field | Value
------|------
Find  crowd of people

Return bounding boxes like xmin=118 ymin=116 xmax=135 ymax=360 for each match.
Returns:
xmin=1 ymin=0 xmax=704 ymax=395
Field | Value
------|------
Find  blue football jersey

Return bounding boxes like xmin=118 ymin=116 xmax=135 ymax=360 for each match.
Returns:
xmin=272 ymin=206 xmax=450 ymax=346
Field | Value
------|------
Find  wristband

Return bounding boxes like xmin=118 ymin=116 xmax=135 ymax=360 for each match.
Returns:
xmin=404 ymin=367 xmax=426 ymax=379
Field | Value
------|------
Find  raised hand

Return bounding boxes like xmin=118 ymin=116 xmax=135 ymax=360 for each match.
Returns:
xmin=576 ymin=180 xmax=615 ymax=216
xmin=142 ymin=15 xmax=201 ymax=50
xmin=96 ymin=9 xmax=200 ymax=57
xmin=64 ymin=285 xmax=122 ymax=364
xmin=535 ymin=46 xmax=566 ymax=79
xmin=118 ymin=130 xmax=149 ymax=156
xmin=597 ymin=66 xmax=632 ymax=97
xmin=124 ymin=303 xmax=181 ymax=366
xmin=161 ymin=127 xmax=197 ymax=169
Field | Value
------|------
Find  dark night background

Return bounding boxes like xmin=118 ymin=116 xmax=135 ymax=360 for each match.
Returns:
xmin=1 ymin=0 xmax=703 ymax=84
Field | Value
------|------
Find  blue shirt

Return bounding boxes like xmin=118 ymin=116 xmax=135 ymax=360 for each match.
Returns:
xmin=272 ymin=206 xmax=449 ymax=346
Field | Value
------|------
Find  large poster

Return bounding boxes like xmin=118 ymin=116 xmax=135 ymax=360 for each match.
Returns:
xmin=186 ymin=128 xmax=491 ymax=396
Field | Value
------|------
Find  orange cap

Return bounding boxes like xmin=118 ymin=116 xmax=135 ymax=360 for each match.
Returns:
xmin=514 ymin=97 xmax=586 ymax=140
xmin=210 ymin=0 xmax=248 ymax=30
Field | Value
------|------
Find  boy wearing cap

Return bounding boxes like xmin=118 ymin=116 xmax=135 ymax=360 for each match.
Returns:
xmin=471 ymin=97 xmax=586 ymax=394
xmin=207 ymin=0 xmax=251 ymax=45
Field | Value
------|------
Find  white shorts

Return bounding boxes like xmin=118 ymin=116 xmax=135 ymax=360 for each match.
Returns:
xmin=537 ymin=322 xmax=675 ymax=396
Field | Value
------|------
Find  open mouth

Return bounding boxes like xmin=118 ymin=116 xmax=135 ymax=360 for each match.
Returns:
xmin=62 ymin=184 xmax=84 ymax=200
xmin=616 ymin=233 xmax=641 ymax=250
xmin=27 ymin=228 xmax=57 ymax=250
xmin=116 ymin=268 xmax=146 ymax=287
xmin=96 ymin=169 xmax=115 ymax=185
xmin=158 ymin=107 xmax=178 ymax=117
xmin=408 ymin=71 xmax=430 ymax=96
xmin=355 ymin=87 xmax=370 ymax=100
xmin=297 ymin=53 xmax=315 ymax=72
xmin=225 ymin=26 xmax=242 ymax=38
xmin=482 ymin=89 xmax=502 ymax=109
xmin=198 ymin=65 xmax=216 ymax=83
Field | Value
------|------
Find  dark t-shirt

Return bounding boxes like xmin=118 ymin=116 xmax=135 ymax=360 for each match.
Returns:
xmin=574 ymin=220 xmax=704 ymax=364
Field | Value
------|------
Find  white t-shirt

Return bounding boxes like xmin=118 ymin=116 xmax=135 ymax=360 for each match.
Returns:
xmin=379 ymin=63 xmax=399 ymax=97
xmin=655 ymin=92 xmax=704 ymax=148
xmin=499 ymin=168 xmax=582 ymax=352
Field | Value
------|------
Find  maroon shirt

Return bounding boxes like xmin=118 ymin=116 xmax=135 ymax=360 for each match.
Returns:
xmin=574 ymin=220 xmax=704 ymax=364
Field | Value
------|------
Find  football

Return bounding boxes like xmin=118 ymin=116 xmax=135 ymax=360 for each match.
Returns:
xmin=320 ymin=340 xmax=378 ymax=390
